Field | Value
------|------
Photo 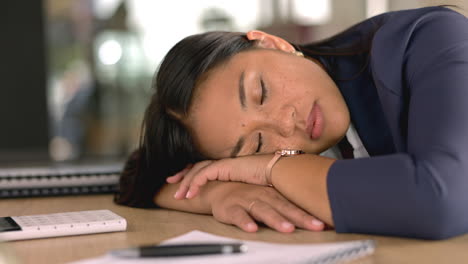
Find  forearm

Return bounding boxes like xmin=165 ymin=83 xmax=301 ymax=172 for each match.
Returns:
xmin=270 ymin=154 xmax=336 ymax=226
xmin=154 ymin=181 xmax=225 ymax=214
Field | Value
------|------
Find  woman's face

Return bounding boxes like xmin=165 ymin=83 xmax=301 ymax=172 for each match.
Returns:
xmin=184 ymin=48 xmax=350 ymax=159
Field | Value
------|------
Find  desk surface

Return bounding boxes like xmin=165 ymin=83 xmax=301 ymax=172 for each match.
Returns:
xmin=1 ymin=195 xmax=468 ymax=264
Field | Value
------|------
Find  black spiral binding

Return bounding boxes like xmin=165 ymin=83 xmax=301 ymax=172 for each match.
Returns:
xmin=298 ymin=240 xmax=376 ymax=264
xmin=0 ymin=164 xmax=122 ymax=198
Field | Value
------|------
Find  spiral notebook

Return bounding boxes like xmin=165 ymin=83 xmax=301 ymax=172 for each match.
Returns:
xmin=0 ymin=163 xmax=122 ymax=198
xmin=70 ymin=230 xmax=376 ymax=264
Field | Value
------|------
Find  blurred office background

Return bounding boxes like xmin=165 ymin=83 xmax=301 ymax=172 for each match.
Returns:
xmin=0 ymin=0 xmax=466 ymax=163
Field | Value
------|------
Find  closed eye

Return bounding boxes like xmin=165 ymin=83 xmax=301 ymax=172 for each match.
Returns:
xmin=255 ymin=132 xmax=263 ymax=153
xmin=260 ymin=76 xmax=268 ymax=105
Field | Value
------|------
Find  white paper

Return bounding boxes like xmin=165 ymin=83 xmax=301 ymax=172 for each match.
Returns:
xmin=69 ymin=230 xmax=375 ymax=264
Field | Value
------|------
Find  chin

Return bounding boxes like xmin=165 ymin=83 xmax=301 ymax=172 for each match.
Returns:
xmin=320 ymin=135 xmax=343 ymax=153
xmin=306 ymin=140 xmax=336 ymax=155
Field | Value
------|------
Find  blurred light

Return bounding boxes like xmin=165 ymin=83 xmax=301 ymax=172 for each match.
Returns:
xmin=98 ymin=39 xmax=122 ymax=65
xmin=127 ymin=0 xmax=260 ymax=70
xmin=292 ymin=0 xmax=331 ymax=25
xmin=366 ymin=0 xmax=387 ymax=18
xmin=50 ymin=137 xmax=74 ymax=161
xmin=93 ymin=0 xmax=122 ymax=19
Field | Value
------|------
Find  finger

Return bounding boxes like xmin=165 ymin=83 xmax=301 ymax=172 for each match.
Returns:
xmin=185 ymin=165 xmax=221 ymax=199
xmin=176 ymin=161 xmax=213 ymax=199
xmin=248 ymin=201 xmax=295 ymax=233
xmin=185 ymin=185 xmax=200 ymax=199
xmin=166 ymin=164 xmax=193 ymax=183
xmin=173 ymin=184 xmax=189 ymax=200
xmin=166 ymin=173 xmax=184 ymax=184
xmin=274 ymin=199 xmax=325 ymax=231
xmin=218 ymin=205 xmax=258 ymax=233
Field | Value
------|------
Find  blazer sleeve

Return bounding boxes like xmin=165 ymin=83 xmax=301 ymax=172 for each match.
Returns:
xmin=327 ymin=8 xmax=468 ymax=240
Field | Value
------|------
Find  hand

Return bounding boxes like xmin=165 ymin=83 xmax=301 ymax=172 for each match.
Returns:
xmin=205 ymin=182 xmax=325 ymax=233
xmin=167 ymin=155 xmax=273 ymax=199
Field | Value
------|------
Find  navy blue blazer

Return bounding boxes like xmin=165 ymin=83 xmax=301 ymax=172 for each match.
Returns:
xmin=304 ymin=7 xmax=468 ymax=240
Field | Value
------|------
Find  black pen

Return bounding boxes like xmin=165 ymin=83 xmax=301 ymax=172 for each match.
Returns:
xmin=111 ymin=243 xmax=248 ymax=258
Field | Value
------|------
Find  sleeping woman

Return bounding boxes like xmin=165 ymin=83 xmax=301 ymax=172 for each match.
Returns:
xmin=115 ymin=6 xmax=468 ymax=240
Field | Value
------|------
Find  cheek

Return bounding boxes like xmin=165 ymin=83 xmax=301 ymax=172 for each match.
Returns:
xmin=269 ymin=134 xmax=308 ymax=151
xmin=321 ymin=95 xmax=350 ymax=145
xmin=275 ymin=81 xmax=314 ymax=109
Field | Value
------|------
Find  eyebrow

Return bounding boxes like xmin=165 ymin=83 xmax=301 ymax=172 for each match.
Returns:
xmin=239 ymin=71 xmax=246 ymax=110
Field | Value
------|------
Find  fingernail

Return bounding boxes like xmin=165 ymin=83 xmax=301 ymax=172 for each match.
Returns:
xmin=246 ymin=223 xmax=257 ymax=231
xmin=185 ymin=191 xmax=192 ymax=199
xmin=282 ymin=222 xmax=294 ymax=230
xmin=312 ymin=219 xmax=324 ymax=226
xmin=174 ymin=191 xmax=179 ymax=199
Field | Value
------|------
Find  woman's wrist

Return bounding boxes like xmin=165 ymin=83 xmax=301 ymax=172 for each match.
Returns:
xmin=266 ymin=150 xmax=305 ymax=185
xmin=269 ymin=154 xmax=336 ymax=226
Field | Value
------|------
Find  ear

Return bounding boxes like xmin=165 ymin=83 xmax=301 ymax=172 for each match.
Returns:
xmin=246 ymin=30 xmax=296 ymax=53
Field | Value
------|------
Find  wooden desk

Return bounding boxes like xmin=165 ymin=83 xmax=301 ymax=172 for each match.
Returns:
xmin=1 ymin=195 xmax=468 ymax=264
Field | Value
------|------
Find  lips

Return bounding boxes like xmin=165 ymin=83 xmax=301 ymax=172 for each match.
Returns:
xmin=306 ymin=102 xmax=324 ymax=140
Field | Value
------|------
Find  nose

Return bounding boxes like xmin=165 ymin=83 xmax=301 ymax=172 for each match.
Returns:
xmin=244 ymin=105 xmax=297 ymax=139
xmin=271 ymin=105 xmax=296 ymax=137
